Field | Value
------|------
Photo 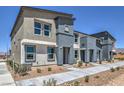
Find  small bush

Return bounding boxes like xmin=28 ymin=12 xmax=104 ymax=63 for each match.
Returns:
xmin=73 ymin=81 xmax=80 ymax=86
xmin=48 ymin=67 xmax=52 ymax=71
xmin=43 ymin=78 xmax=57 ymax=86
xmin=18 ymin=64 xmax=31 ymax=76
xmin=94 ymin=76 xmax=100 ymax=79
xmin=37 ymin=68 xmax=42 ymax=73
xmin=99 ymin=61 xmax=102 ymax=64
xmin=110 ymin=67 xmax=115 ymax=72
xmin=84 ymin=76 xmax=89 ymax=82
xmin=116 ymin=67 xmax=120 ymax=71
xmin=77 ymin=61 xmax=82 ymax=67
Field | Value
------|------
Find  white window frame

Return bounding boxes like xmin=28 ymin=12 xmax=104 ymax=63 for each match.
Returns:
xmin=34 ymin=22 xmax=42 ymax=35
xmin=47 ymin=47 xmax=55 ymax=61
xmin=25 ymin=45 xmax=36 ymax=62
xmin=44 ymin=24 xmax=51 ymax=37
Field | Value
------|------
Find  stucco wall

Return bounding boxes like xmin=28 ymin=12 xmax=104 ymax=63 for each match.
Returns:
xmin=11 ymin=24 xmax=24 ymax=64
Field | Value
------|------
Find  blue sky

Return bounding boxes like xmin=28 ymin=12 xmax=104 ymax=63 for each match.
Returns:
xmin=0 ymin=6 xmax=124 ymax=52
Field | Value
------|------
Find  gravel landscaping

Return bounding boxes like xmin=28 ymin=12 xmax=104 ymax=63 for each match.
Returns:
xmin=61 ymin=66 xmax=124 ymax=86
xmin=7 ymin=65 xmax=69 ymax=81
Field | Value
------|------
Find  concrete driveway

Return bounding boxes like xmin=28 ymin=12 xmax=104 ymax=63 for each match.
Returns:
xmin=16 ymin=61 xmax=124 ymax=86
xmin=0 ymin=62 xmax=15 ymax=86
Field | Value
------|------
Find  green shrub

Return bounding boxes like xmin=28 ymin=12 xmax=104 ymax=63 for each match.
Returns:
xmin=116 ymin=67 xmax=120 ymax=71
xmin=77 ymin=61 xmax=82 ymax=67
xmin=115 ymin=58 xmax=124 ymax=61
xmin=94 ymin=76 xmax=100 ymax=79
xmin=84 ymin=76 xmax=89 ymax=82
xmin=7 ymin=60 xmax=13 ymax=67
xmin=85 ymin=62 xmax=89 ymax=66
xmin=110 ymin=67 xmax=115 ymax=72
xmin=37 ymin=68 xmax=42 ymax=73
xmin=17 ymin=64 xmax=31 ymax=76
xmin=73 ymin=81 xmax=80 ymax=86
xmin=43 ymin=78 xmax=57 ymax=86
xmin=48 ymin=67 xmax=52 ymax=71
xmin=99 ymin=61 xmax=102 ymax=64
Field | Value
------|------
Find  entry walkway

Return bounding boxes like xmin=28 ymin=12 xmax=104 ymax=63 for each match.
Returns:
xmin=0 ymin=62 xmax=15 ymax=86
xmin=16 ymin=61 xmax=124 ymax=86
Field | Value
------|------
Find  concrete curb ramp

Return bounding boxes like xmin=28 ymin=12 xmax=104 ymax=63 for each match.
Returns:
xmin=16 ymin=61 xmax=124 ymax=86
xmin=0 ymin=62 xmax=15 ymax=86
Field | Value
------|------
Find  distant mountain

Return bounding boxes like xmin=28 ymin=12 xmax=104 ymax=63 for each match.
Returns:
xmin=0 ymin=52 xmax=6 ymax=55
xmin=115 ymin=48 xmax=124 ymax=53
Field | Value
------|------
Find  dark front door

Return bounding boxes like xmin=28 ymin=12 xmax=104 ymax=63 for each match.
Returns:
xmin=63 ymin=47 xmax=70 ymax=64
xmin=89 ymin=49 xmax=94 ymax=62
xmin=81 ymin=50 xmax=85 ymax=62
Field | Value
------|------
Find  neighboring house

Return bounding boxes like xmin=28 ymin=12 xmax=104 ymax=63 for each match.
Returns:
xmin=91 ymin=31 xmax=116 ymax=61
xmin=10 ymin=6 xmax=116 ymax=66
xmin=74 ymin=31 xmax=103 ymax=62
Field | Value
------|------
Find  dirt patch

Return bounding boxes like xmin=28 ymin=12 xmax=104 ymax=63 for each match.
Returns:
xmin=8 ymin=65 xmax=69 ymax=81
xmin=61 ymin=66 xmax=124 ymax=86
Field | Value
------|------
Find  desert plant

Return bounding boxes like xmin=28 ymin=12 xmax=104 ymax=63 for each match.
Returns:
xmin=73 ymin=81 xmax=80 ymax=86
xmin=43 ymin=78 xmax=57 ymax=86
xmin=48 ymin=67 xmax=52 ymax=71
xmin=108 ymin=60 xmax=111 ymax=63
xmin=116 ymin=67 xmax=120 ymax=71
xmin=85 ymin=62 xmax=89 ymax=66
xmin=110 ymin=67 xmax=115 ymax=72
xmin=37 ymin=68 xmax=42 ymax=73
xmin=18 ymin=64 xmax=30 ymax=76
xmin=84 ymin=75 xmax=89 ymax=82
xmin=94 ymin=76 xmax=100 ymax=79
xmin=77 ymin=61 xmax=82 ymax=67
xmin=99 ymin=61 xmax=102 ymax=64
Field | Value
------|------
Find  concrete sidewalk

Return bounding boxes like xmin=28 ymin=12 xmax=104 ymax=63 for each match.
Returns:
xmin=16 ymin=61 xmax=124 ymax=86
xmin=0 ymin=62 xmax=15 ymax=86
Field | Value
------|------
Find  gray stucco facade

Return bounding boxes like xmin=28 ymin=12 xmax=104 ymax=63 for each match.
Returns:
xmin=10 ymin=6 xmax=116 ymax=66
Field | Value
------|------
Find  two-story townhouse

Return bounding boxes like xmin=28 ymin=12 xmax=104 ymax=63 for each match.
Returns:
xmin=10 ymin=6 xmax=116 ymax=66
xmin=10 ymin=6 xmax=75 ymax=66
xmin=74 ymin=31 xmax=102 ymax=63
xmin=91 ymin=31 xmax=116 ymax=61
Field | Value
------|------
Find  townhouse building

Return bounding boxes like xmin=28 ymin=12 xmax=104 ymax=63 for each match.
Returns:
xmin=10 ymin=6 xmax=116 ymax=66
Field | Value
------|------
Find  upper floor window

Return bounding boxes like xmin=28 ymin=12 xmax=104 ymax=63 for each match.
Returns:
xmin=44 ymin=24 xmax=51 ymax=37
xmin=64 ymin=25 xmax=70 ymax=33
xmin=74 ymin=34 xmax=78 ymax=43
xmin=34 ymin=22 xmax=41 ymax=35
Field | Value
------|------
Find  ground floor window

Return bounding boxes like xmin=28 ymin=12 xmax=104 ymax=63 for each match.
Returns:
xmin=25 ymin=45 xmax=36 ymax=62
xmin=47 ymin=47 xmax=55 ymax=61
xmin=75 ymin=50 xmax=78 ymax=58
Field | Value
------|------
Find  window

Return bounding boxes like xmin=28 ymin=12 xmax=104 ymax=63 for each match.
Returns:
xmin=44 ymin=24 xmax=51 ymax=37
xmin=75 ymin=50 xmax=78 ymax=58
xmin=75 ymin=34 xmax=78 ymax=43
xmin=25 ymin=45 xmax=36 ymax=62
xmin=34 ymin=22 xmax=41 ymax=35
xmin=47 ymin=47 xmax=55 ymax=60
xmin=64 ymin=25 xmax=69 ymax=32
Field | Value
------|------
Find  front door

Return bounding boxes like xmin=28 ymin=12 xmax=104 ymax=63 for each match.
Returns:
xmin=81 ymin=50 xmax=85 ymax=62
xmin=63 ymin=47 xmax=70 ymax=64
xmin=89 ymin=49 xmax=94 ymax=62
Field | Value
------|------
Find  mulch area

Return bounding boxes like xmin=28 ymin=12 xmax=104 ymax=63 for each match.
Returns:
xmin=61 ymin=66 xmax=124 ymax=86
